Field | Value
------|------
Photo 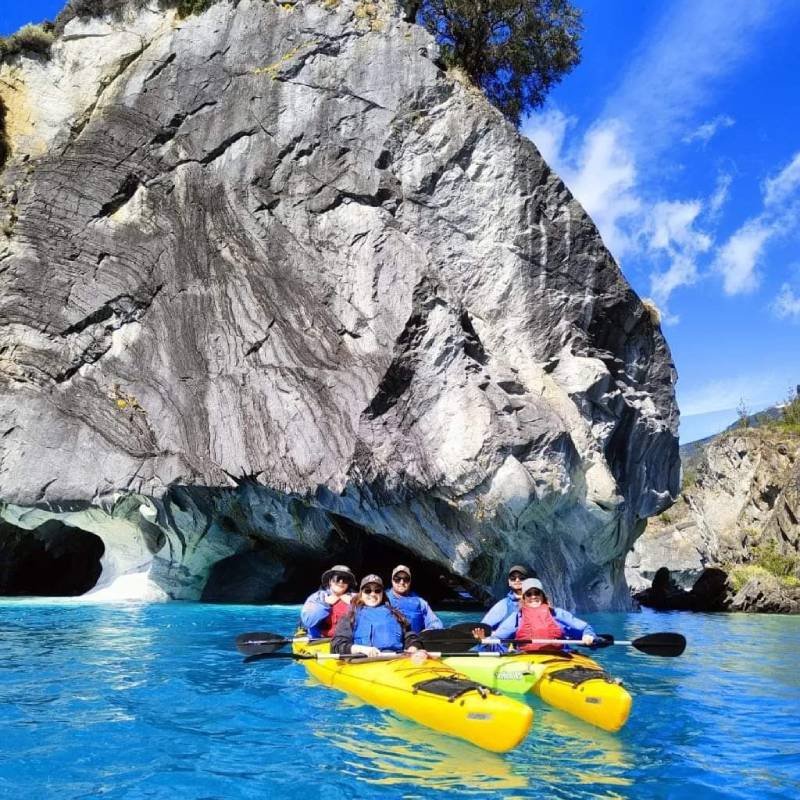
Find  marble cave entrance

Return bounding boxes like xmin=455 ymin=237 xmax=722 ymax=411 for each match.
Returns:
xmin=201 ymin=513 xmax=485 ymax=607
xmin=0 ymin=519 xmax=104 ymax=596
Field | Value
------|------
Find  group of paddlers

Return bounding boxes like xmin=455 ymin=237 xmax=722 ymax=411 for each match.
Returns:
xmin=300 ymin=563 xmax=596 ymax=657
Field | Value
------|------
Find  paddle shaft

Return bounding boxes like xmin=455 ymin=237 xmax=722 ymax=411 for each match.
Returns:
xmin=245 ymin=650 xmax=561 ymax=663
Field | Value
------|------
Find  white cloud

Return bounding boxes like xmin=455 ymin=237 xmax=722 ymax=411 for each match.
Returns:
xmin=773 ymin=283 xmax=800 ymax=321
xmin=603 ymin=0 xmax=780 ymax=158
xmin=679 ymin=372 xmax=785 ymax=416
xmin=521 ymin=2 xmax=796 ymax=316
xmin=709 ymin=172 xmax=733 ymax=216
xmin=524 ymin=109 xmax=573 ymax=168
xmin=523 ymin=115 xmax=641 ymax=258
xmin=646 ymin=200 xmax=710 ymax=252
xmin=712 ymin=220 xmax=775 ymax=295
xmin=763 ymin=151 xmax=800 ymax=206
xmin=645 ymin=200 xmax=711 ymax=313
xmin=683 ymin=115 xmax=735 ymax=145
xmin=562 ymin=120 xmax=641 ymax=257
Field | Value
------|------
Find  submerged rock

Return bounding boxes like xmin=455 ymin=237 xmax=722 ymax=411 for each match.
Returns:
xmin=0 ymin=1 xmax=678 ymax=605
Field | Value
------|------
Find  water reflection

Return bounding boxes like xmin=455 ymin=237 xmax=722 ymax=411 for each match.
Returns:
xmin=511 ymin=703 xmax=634 ymax=796
xmin=323 ymin=713 xmax=529 ymax=793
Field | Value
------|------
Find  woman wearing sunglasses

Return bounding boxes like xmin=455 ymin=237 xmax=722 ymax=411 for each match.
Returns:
xmin=331 ymin=575 xmax=425 ymax=657
xmin=300 ymin=564 xmax=356 ymax=638
xmin=385 ymin=564 xmax=443 ymax=633
xmin=489 ymin=578 xmax=596 ymax=651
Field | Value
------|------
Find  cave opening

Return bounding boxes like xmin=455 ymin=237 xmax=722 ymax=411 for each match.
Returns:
xmin=202 ymin=513 xmax=486 ymax=608
xmin=0 ymin=519 xmax=105 ymax=596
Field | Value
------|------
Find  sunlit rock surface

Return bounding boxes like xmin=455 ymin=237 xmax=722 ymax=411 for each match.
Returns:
xmin=0 ymin=0 xmax=678 ymax=606
xmin=627 ymin=429 xmax=800 ymax=612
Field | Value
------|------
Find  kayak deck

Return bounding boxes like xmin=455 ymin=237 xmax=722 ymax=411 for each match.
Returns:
xmin=443 ymin=650 xmax=632 ymax=733
xmin=293 ymin=641 xmax=533 ymax=752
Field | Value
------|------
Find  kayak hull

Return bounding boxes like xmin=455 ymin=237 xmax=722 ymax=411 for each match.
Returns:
xmin=443 ymin=650 xmax=632 ymax=733
xmin=293 ymin=641 xmax=533 ymax=752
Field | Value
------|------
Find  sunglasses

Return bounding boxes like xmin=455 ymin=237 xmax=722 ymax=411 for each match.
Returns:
xmin=392 ymin=575 xmax=410 ymax=584
xmin=509 ymin=572 xmax=525 ymax=581
xmin=361 ymin=586 xmax=383 ymax=596
xmin=330 ymin=574 xmax=350 ymax=584
xmin=524 ymin=589 xmax=544 ymax=598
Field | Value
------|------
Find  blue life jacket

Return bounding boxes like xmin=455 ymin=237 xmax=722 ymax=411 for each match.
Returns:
xmin=386 ymin=590 xmax=425 ymax=633
xmin=352 ymin=605 xmax=405 ymax=651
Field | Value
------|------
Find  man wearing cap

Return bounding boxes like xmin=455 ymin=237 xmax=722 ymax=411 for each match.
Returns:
xmin=385 ymin=565 xmax=443 ymax=634
xmin=300 ymin=564 xmax=356 ymax=638
xmin=481 ymin=565 xmax=531 ymax=631
xmin=491 ymin=577 xmax=596 ymax=649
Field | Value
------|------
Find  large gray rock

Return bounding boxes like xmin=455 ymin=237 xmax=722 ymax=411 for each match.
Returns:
xmin=627 ymin=428 xmax=800 ymax=612
xmin=0 ymin=0 xmax=678 ymax=605
xmin=730 ymin=574 xmax=800 ymax=614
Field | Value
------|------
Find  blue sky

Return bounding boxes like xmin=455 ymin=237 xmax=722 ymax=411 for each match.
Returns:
xmin=3 ymin=1 xmax=800 ymax=443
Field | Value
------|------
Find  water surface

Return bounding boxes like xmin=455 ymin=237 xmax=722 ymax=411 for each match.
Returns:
xmin=1 ymin=602 xmax=798 ymax=799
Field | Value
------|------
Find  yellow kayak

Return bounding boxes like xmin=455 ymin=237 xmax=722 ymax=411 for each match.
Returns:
xmin=292 ymin=640 xmax=533 ymax=752
xmin=443 ymin=649 xmax=632 ymax=732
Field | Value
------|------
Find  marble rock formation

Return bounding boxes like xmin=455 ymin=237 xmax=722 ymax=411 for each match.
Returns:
xmin=0 ymin=0 xmax=678 ymax=605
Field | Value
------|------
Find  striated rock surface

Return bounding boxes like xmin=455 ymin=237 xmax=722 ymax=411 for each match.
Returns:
xmin=628 ymin=428 xmax=800 ymax=612
xmin=0 ymin=0 xmax=678 ymax=605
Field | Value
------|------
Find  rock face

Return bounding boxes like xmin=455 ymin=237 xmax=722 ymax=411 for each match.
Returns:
xmin=0 ymin=0 xmax=678 ymax=605
xmin=628 ymin=429 xmax=800 ymax=612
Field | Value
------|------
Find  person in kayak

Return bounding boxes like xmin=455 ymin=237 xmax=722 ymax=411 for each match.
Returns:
xmin=300 ymin=564 xmax=356 ymax=638
xmin=488 ymin=578 xmax=597 ymax=651
xmin=385 ymin=564 xmax=444 ymax=633
xmin=331 ymin=574 xmax=425 ymax=657
xmin=480 ymin=565 xmax=532 ymax=631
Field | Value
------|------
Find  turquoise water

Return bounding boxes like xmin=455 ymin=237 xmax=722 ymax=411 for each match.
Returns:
xmin=1 ymin=603 xmax=798 ymax=799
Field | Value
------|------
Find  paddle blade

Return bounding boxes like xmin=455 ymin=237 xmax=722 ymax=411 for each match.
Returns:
xmin=633 ymin=632 xmax=686 ymax=657
xmin=419 ymin=623 xmax=487 ymax=653
xmin=235 ymin=631 xmax=289 ymax=656
xmin=243 ymin=651 xmax=312 ymax=664
xmin=448 ymin=621 xmax=492 ymax=638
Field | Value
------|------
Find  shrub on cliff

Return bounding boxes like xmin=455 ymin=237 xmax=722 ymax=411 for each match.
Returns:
xmin=412 ymin=0 xmax=582 ymax=125
xmin=779 ymin=393 xmax=800 ymax=432
xmin=54 ymin=0 xmax=217 ymax=35
xmin=0 ymin=24 xmax=55 ymax=61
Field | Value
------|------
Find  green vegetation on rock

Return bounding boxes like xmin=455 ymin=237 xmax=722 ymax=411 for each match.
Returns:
xmin=0 ymin=23 xmax=55 ymax=61
xmin=727 ymin=541 xmax=800 ymax=592
xmin=777 ymin=393 xmax=800 ymax=433
xmin=414 ymin=0 xmax=582 ymax=125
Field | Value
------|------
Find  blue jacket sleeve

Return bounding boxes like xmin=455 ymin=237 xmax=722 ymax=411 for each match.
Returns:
xmin=492 ymin=612 xmax=519 ymax=641
xmin=300 ymin=591 xmax=330 ymax=636
xmin=421 ymin=599 xmax=443 ymax=630
xmin=553 ymin=607 xmax=596 ymax=640
xmin=481 ymin=597 xmax=513 ymax=629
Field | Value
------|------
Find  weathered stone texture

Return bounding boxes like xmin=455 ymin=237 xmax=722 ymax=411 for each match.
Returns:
xmin=0 ymin=1 xmax=678 ymax=605
xmin=628 ymin=429 xmax=800 ymax=612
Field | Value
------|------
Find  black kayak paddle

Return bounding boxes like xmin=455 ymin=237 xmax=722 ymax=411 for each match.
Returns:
xmin=235 ymin=631 xmax=330 ymax=657
xmin=419 ymin=626 xmax=686 ymax=657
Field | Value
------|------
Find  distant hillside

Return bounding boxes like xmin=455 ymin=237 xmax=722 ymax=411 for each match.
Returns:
xmin=680 ymin=405 xmax=785 ymax=462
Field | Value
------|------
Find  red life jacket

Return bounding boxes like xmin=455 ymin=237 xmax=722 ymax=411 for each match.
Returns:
xmin=321 ymin=598 xmax=349 ymax=637
xmin=515 ymin=604 xmax=564 ymax=652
